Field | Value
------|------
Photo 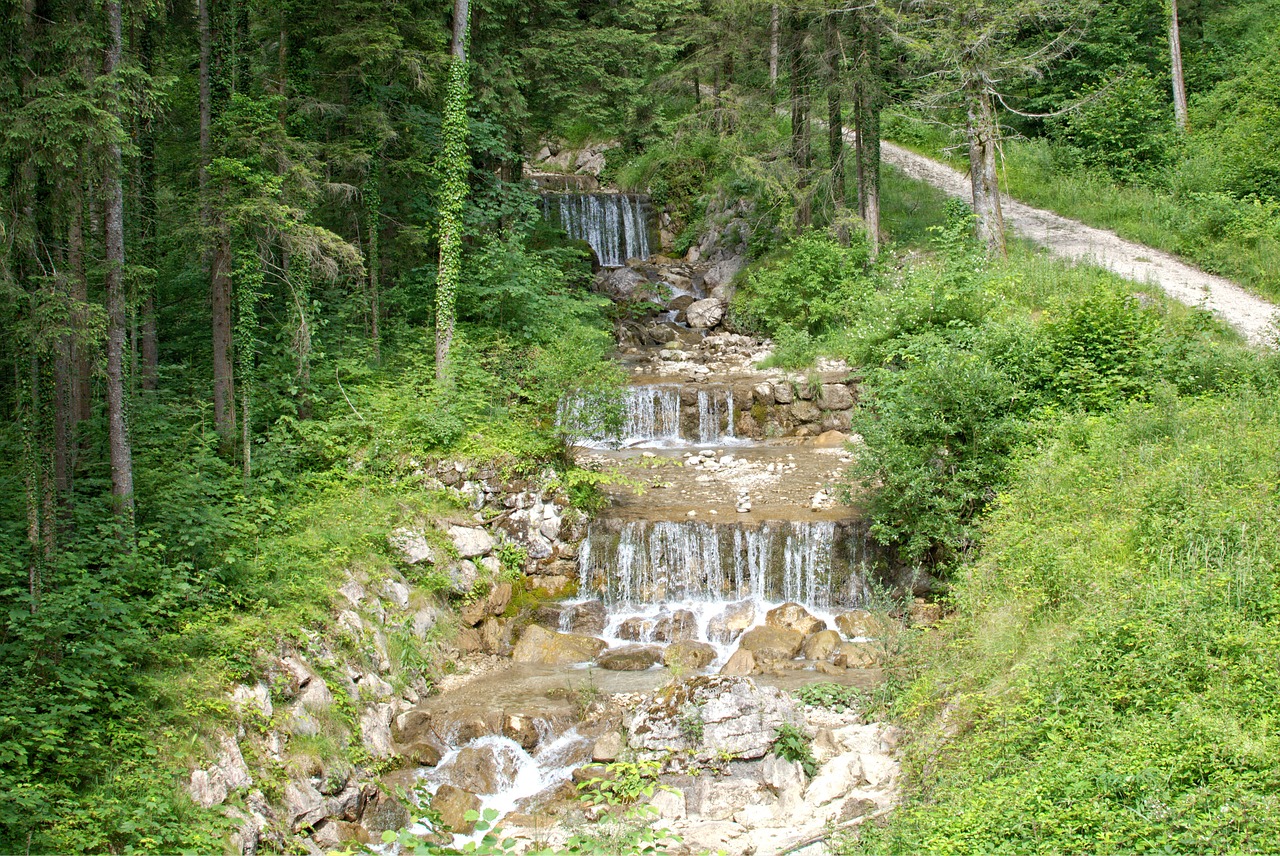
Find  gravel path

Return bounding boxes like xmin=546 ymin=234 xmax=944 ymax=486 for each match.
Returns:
xmin=880 ymin=140 xmax=1279 ymax=347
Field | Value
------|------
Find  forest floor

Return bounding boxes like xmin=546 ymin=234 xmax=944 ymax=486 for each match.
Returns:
xmin=879 ymin=140 xmax=1279 ymax=347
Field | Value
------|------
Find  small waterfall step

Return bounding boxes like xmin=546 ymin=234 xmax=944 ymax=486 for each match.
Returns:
xmin=559 ymin=383 xmax=742 ymax=448
xmin=540 ymin=192 xmax=653 ymax=268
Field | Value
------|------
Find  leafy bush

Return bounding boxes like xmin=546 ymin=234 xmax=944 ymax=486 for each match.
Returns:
xmin=795 ymin=682 xmax=862 ymax=713
xmin=771 ymin=723 xmax=818 ymax=778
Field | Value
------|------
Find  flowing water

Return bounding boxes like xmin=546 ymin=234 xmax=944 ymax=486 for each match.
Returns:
xmin=540 ymin=192 xmax=652 ymax=267
xmin=558 ymin=384 xmax=739 ymax=447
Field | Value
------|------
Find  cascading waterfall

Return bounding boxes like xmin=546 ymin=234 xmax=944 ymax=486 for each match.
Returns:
xmin=579 ymin=519 xmax=871 ymax=610
xmin=540 ymin=193 xmax=651 ymax=267
xmin=560 ymin=384 xmax=738 ymax=447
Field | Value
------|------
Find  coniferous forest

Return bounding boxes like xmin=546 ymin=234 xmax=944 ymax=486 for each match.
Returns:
xmin=2 ymin=0 xmax=1279 ymax=853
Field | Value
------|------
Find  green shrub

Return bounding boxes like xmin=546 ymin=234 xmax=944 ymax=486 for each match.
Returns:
xmin=771 ymin=724 xmax=818 ymax=778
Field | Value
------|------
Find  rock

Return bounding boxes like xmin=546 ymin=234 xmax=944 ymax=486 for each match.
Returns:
xmin=512 ymin=625 xmax=607 ymax=665
xmin=820 ymin=384 xmax=855 ymax=410
xmin=360 ymin=704 xmax=395 ymax=758
xmin=708 ymin=600 xmax=755 ymax=644
xmin=601 ymin=266 xmax=648 ymax=299
xmin=412 ymin=608 xmax=439 ymax=639
xmin=664 ymin=640 xmax=717 ymax=671
xmin=806 ymin=752 xmax=866 ymax=806
xmin=669 ymin=294 xmax=696 ymax=312
xmin=650 ymin=787 xmax=687 ymax=821
xmin=628 ymin=675 xmax=802 ymax=760
xmin=791 ymin=400 xmax=822 ymax=423
xmin=284 ymin=780 xmax=327 ymax=831
xmin=592 ymin=731 xmax=625 ymax=762
xmin=615 ymin=616 xmax=652 ymax=641
xmin=312 ymin=819 xmax=370 ymax=849
xmin=753 ymin=383 xmax=774 ymax=405
xmin=460 ymin=582 xmax=513 ymax=626
xmin=910 ymin=599 xmax=944 ymax=626
xmin=738 ymin=626 xmax=804 ymax=663
xmin=361 ymin=790 xmax=410 ymax=835
xmin=449 ymin=526 xmax=495 ymax=559
xmin=813 ymin=429 xmax=849 ymax=448
xmin=773 ymin=383 xmax=794 ymax=404
xmin=835 ymin=641 xmax=879 ymax=668
xmin=447 ymin=560 xmax=480 ymax=596
xmin=801 ymin=629 xmax=843 ymax=661
xmin=690 ymin=778 xmax=773 ymax=821
xmin=389 ymin=528 xmax=437 ymax=565
xmin=480 ymin=617 xmax=514 ymax=656
xmin=821 ymin=410 xmax=854 ymax=432
xmin=448 ymin=743 xmax=522 ymax=794
xmin=761 ymin=753 xmax=808 ymax=795
xmin=559 ymin=600 xmax=607 ymax=636
xmin=189 ymin=769 xmax=227 ymax=809
xmin=229 ymin=683 xmax=273 ymax=719
xmin=674 ymin=821 xmax=753 ymax=856
xmin=834 ymin=610 xmax=890 ymax=639
xmin=765 ymin=603 xmax=827 ymax=637
xmin=840 ymin=796 xmax=879 ymax=822
xmin=402 ymin=742 xmax=442 ymax=766
xmin=686 ymin=298 xmax=727 ymax=329
xmin=652 ymin=609 xmax=698 ymax=642
xmin=597 ymin=644 xmax=663 ymax=671
xmin=433 ymin=784 xmax=481 ymax=835
xmin=719 ymin=648 xmax=756 ymax=676
xmin=703 ymin=256 xmax=745 ymax=289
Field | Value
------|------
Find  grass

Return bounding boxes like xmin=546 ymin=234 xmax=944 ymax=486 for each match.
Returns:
xmin=882 ymin=112 xmax=1280 ymax=303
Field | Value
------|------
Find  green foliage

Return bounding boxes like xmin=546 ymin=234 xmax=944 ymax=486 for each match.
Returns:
xmin=1050 ymin=70 xmax=1172 ymax=181
xmin=854 ymin=394 xmax=1280 ymax=854
xmin=577 ymin=760 xmax=665 ymax=807
xmin=771 ymin=724 xmax=818 ymax=778
xmin=795 ymin=682 xmax=861 ymax=713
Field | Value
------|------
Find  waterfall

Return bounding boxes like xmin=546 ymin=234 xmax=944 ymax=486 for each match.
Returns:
xmin=696 ymin=388 xmax=736 ymax=444
xmin=540 ymin=193 xmax=651 ymax=267
xmin=560 ymin=384 xmax=741 ymax=447
xmin=579 ymin=519 xmax=871 ymax=609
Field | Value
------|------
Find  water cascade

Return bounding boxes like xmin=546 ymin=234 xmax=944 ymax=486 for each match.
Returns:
xmin=579 ymin=518 xmax=871 ymax=609
xmin=540 ymin=193 xmax=652 ymax=267
xmin=559 ymin=384 xmax=738 ymax=447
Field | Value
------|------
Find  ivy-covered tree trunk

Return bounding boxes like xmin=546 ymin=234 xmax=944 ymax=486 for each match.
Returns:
xmin=434 ymin=0 xmax=470 ymax=382
xmin=788 ymin=11 xmax=812 ymax=231
xmin=1169 ymin=0 xmax=1189 ymax=132
xmin=856 ymin=11 xmax=882 ymax=256
xmin=825 ymin=12 xmax=845 ymax=210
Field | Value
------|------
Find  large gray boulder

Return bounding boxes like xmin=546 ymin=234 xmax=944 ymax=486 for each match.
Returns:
xmin=511 ymin=625 xmax=606 ymax=665
xmin=628 ymin=675 xmax=802 ymax=760
xmin=448 ymin=525 xmax=495 ymax=559
xmin=686 ymin=298 xmax=727 ymax=329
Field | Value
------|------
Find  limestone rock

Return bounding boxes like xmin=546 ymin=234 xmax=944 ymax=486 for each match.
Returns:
xmin=910 ymin=599 xmax=944 ymax=626
xmin=650 ymin=787 xmax=687 ymax=821
xmin=229 ymin=682 xmax=273 ymax=719
xmin=360 ymin=704 xmax=395 ymax=758
xmin=834 ymin=610 xmax=890 ymax=639
xmin=719 ymin=648 xmax=757 ymax=676
xmin=686 ymin=298 xmax=727 ymax=329
xmin=360 ymin=790 xmax=410 ymax=835
xmin=652 ymin=609 xmax=697 ymax=642
xmin=460 ymin=582 xmax=512 ymax=627
xmin=434 ymin=784 xmax=481 ymax=834
xmin=597 ymin=644 xmax=663 ymax=671
xmin=389 ymin=528 xmax=437 ymax=565
xmin=664 ymin=640 xmax=717 ymax=671
xmin=738 ymin=625 xmax=804 ymax=662
xmin=690 ymin=778 xmax=773 ymax=821
xmin=800 ymin=629 xmax=842 ymax=661
xmin=762 ymin=601 xmax=824 ymax=634
xmin=559 ymin=600 xmax=608 ymax=636
xmin=707 ymin=599 xmax=755 ymax=644
xmin=511 ymin=625 xmax=606 ymax=665
xmin=189 ymin=769 xmax=227 ymax=809
xmin=447 ymin=560 xmax=480 ymax=596
xmin=673 ymin=821 xmax=754 ymax=856
xmin=791 ymin=399 xmax=822 ymax=423
xmin=835 ymin=641 xmax=879 ymax=668
xmin=773 ymin=383 xmax=794 ymax=404
xmin=592 ymin=731 xmax=625 ymax=762
xmin=813 ymin=429 xmax=849 ymax=448
xmin=628 ymin=675 xmax=802 ymax=760
xmin=820 ymin=384 xmax=855 ymax=410
xmin=601 ymin=266 xmax=648 ymax=300
xmin=806 ymin=751 xmax=866 ymax=806
xmin=284 ymin=779 xmax=327 ymax=831
xmin=448 ymin=525 xmax=495 ymax=558
xmin=447 ymin=743 xmax=522 ymax=794
xmin=703 ymin=256 xmax=745 ymax=289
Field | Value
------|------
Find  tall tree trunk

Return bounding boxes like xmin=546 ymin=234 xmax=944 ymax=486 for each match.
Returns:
xmin=365 ymin=179 xmax=382 ymax=364
xmin=138 ymin=18 xmax=158 ymax=391
xmin=789 ymin=13 xmax=812 ymax=230
xmin=103 ymin=0 xmax=134 ymax=520
xmin=435 ymin=0 xmax=470 ymax=382
xmin=68 ymin=169 xmax=92 ymax=428
xmin=966 ymin=87 xmax=1006 ymax=256
xmin=857 ymin=13 xmax=881 ymax=256
xmin=769 ymin=4 xmax=780 ymax=96
xmin=825 ymin=12 xmax=844 ymax=211
xmin=1169 ymin=0 xmax=1189 ymax=132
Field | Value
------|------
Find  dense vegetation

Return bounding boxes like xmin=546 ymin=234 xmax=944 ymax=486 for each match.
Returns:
xmin=2 ymin=0 xmax=1278 ymax=852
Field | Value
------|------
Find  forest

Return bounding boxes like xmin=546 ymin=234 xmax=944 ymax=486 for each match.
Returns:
xmin=2 ymin=0 xmax=1278 ymax=852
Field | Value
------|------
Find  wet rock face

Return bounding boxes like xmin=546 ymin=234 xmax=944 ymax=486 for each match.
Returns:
xmin=708 ymin=600 xmax=756 ymax=644
xmin=597 ymin=644 xmax=663 ymax=671
xmin=686 ymin=297 xmax=727 ymax=329
xmin=736 ymin=625 xmax=804 ymax=662
xmin=446 ymin=743 xmax=523 ymax=794
xmin=664 ymin=640 xmax=717 ymax=671
xmin=433 ymin=784 xmax=481 ymax=834
xmin=511 ymin=625 xmax=607 ymax=665
xmin=834 ymin=609 xmax=889 ymax=639
xmin=766 ymin=602 xmax=827 ymax=637
xmin=627 ymin=675 xmax=802 ymax=760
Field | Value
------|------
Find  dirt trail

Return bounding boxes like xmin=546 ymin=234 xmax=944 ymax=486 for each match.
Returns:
xmin=879 ymin=140 xmax=1279 ymax=347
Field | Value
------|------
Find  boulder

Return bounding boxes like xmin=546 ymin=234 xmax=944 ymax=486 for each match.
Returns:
xmin=601 ymin=266 xmax=648 ymax=300
xmin=719 ymin=648 xmax=757 ymax=677
xmin=480 ymin=617 xmax=513 ymax=656
xmin=707 ymin=600 xmax=755 ymax=644
xmin=615 ymin=616 xmax=653 ymax=641
xmin=402 ymin=742 xmax=442 ymax=767
xmin=834 ymin=610 xmax=890 ymax=639
xmin=821 ymin=410 xmax=854 ymax=432
xmin=674 ymin=821 xmax=753 ymax=856
xmin=460 ymin=582 xmax=513 ymax=626
xmin=446 ymin=560 xmax=480 ymax=596
xmin=669 ymin=294 xmax=696 ymax=312
xmin=664 ymin=640 xmax=718 ymax=671
xmin=447 ymin=743 xmax=522 ymax=794
xmin=448 ymin=525 xmax=495 ymax=559
xmin=686 ymin=298 xmax=727 ymax=329
xmin=773 ymin=383 xmax=794 ymax=404
xmin=559 ymin=600 xmax=608 ymax=636
xmin=834 ymin=641 xmax=878 ymax=668
xmin=512 ymin=625 xmax=606 ymax=665
xmin=791 ymin=400 xmax=822 ymax=423
xmin=813 ymin=429 xmax=849 ymax=448
xmin=360 ymin=704 xmax=395 ymax=758
xmin=389 ymin=528 xmax=437 ymax=565
xmin=703 ymin=256 xmax=745 ymax=289
xmin=806 ymin=752 xmax=866 ymax=806
xmin=592 ymin=731 xmax=625 ymax=762
xmin=801 ymin=629 xmax=842 ymax=661
xmin=597 ymin=644 xmax=663 ymax=671
xmin=737 ymin=626 xmax=803 ymax=662
xmin=652 ymin=609 xmax=698 ymax=642
xmin=433 ymin=784 xmax=481 ymax=834
xmin=820 ymin=384 xmax=855 ymax=410
xmin=361 ymin=790 xmax=410 ymax=835
xmin=628 ymin=675 xmax=802 ymax=760
xmin=765 ymin=603 xmax=827 ymax=637
xmin=284 ymin=780 xmax=327 ymax=832
xmin=650 ymin=787 xmax=687 ymax=821
xmin=910 ymin=599 xmax=944 ymax=626
xmin=689 ymin=778 xmax=772 ymax=821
